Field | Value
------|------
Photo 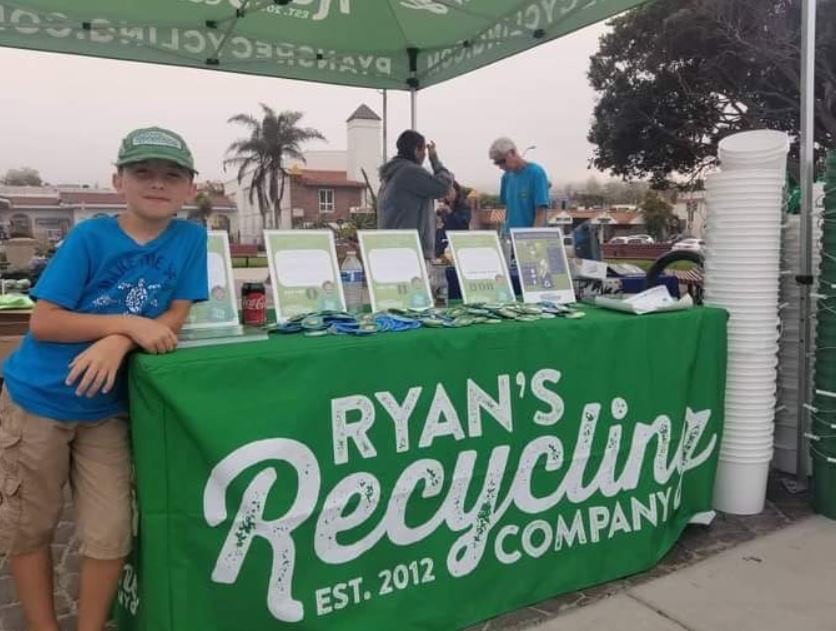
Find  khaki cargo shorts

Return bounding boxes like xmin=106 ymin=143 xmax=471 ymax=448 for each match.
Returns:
xmin=0 ymin=387 xmax=132 ymax=559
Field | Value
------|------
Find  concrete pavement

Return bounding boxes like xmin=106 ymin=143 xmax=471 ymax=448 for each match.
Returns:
xmin=532 ymin=516 xmax=836 ymax=631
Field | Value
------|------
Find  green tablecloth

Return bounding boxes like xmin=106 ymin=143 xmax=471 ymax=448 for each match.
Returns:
xmin=115 ymin=306 xmax=727 ymax=631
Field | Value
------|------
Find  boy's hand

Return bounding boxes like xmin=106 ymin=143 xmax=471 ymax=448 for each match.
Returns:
xmin=427 ymin=141 xmax=438 ymax=159
xmin=125 ymin=317 xmax=178 ymax=354
xmin=66 ymin=334 xmax=134 ymax=398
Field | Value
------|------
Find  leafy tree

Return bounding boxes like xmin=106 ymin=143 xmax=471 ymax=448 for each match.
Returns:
xmin=188 ymin=190 xmax=213 ymax=226
xmin=225 ymin=106 xmax=325 ymax=229
xmin=588 ymin=0 xmax=836 ymax=184
xmin=475 ymin=193 xmax=500 ymax=208
xmin=640 ymin=191 xmax=680 ymax=241
xmin=2 ymin=167 xmax=42 ymax=186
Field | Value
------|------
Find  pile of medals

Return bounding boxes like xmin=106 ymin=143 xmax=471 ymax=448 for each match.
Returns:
xmin=271 ymin=303 xmax=584 ymax=338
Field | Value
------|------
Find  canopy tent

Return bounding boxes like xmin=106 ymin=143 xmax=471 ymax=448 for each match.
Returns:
xmin=0 ymin=1 xmax=646 ymax=90
xmin=0 ymin=0 xmax=820 ymax=487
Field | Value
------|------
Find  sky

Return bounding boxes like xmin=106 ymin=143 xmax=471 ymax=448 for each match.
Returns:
xmin=0 ymin=21 xmax=609 ymax=195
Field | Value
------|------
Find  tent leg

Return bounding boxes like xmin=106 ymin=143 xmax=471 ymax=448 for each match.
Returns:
xmin=790 ymin=0 xmax=817 ymax=492
xmin=410 ymin=88 xmax=417 ymax=130
xmin=382 ymin=89 xmax=388 ymax=162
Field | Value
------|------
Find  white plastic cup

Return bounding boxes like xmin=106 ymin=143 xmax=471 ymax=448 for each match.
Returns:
xmin=720 ymin=443 xmax=775 ymax=456
xmin=724 ymin=418 xmax=778 ymax=431
xmin=708 ymin=165 xmax=788 ymax=180
xmin=707 ymin=197 xmax=786 ymax=206
xmin=706 ymin=231 xmax=783 ymax=241
xmin=715 ymin=304 xmax=780 ymax=314
xmin=706 ymin=289 xmax=780 ymax=298
xmin=725 ymin=384 xmax=778 ymax=396
xmin=706 ymin=216 xmax=783 ymax=225
xmin=713 ymin=459 xmax=771 ymax=515
xmin=704 ymin=271 xmax=780 ymax=281
xmin=706 ymin=202 xmax=784 ymax=211
xmin=723 ymin=418 xmax=776 ymax=432
xmin=705 ymin=285 xmax=779 ymax=296
xmin=727 ymin=359 xmax=778 ymax=372
xmin=717 ymin=130 xmax=789 ymax=155
xmin=727 ymin=326 xmax=780 ymax=338
xmin=725 ymin=404 xmax=777 ymax=417
xmin=720 ymin=154 xmax=788 ymax=172
xmin=725 ymin=374 xmax=778 ymax=386
xmin=707 ymin=171 xmax=787 ymax=183
xmin=719 ymin=441 xmax=775 ymax=455
xmin=705 ymin=256 xmax=780 ymax=266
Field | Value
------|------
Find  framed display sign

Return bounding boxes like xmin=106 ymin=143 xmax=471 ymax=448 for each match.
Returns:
xmin=510 ymin=228 xmax=575 ymax=304
xmin=183 ymin=230 xmax=239 ymax=330
xmin=446 ymin=231 xmax=515 ymax=304
xmin=264 ymin=230 xmax=345 ymax=321
xmin=357 ymin=230 xmax=432 ymax=312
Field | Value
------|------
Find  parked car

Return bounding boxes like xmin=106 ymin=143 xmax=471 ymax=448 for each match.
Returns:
xmin=672 ymin=237 xmax=705 ymax=252
xmin=609 ymin=234 xmax=655 ymax=245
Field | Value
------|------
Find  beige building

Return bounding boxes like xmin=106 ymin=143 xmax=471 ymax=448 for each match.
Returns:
xmin=0 ymin=186 xmax=237 ymax=247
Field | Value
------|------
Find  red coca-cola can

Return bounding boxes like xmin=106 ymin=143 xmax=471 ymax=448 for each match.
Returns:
xmin=241 ymin=282 xmax=267 ymax=326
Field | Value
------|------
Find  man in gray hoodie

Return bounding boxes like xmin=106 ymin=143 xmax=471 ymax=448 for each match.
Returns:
xmin=378 ymin=130 xmax=453 ymax=260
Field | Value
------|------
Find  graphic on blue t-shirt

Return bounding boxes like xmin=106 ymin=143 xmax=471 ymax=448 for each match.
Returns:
xmin=2 ymin=216 xmax=208 ymax=421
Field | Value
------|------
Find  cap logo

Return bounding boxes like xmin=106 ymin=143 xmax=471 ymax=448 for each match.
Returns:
xmin=131 ymin=130 xmax=182 ymax=150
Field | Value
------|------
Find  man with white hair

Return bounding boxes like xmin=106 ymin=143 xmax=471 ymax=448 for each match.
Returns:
xmin=488 ymin=137 xmax=550 ymax=233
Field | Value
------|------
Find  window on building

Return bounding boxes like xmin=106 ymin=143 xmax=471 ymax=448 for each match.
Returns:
xmin=9 ymin=213 xmax=32 ymax=237
xmin=318 ymin=189 xmax=335 ymax=213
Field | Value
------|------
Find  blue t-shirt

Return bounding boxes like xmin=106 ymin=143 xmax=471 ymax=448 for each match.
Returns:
xmin=3 ymin=217 xmax=208 ymax=422
xmin=500 ymin=162 xmax=550 ymax=231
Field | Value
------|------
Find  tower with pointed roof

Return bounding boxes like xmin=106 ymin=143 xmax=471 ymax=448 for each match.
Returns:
xmin=346 ymin=103 xmax=382 ymax=205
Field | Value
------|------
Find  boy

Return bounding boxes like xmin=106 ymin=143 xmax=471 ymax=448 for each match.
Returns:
xmin=0 ymin=126 xmax=208 ymax=631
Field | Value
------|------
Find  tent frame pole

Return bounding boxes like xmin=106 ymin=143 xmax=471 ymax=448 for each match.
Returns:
xmin=382 ymin=89 xmax=388 ymax=162
xmin=792 ymin=0 xmax=817 ymax=491
xmin=410 ymin=88 xmax=417 ymax=130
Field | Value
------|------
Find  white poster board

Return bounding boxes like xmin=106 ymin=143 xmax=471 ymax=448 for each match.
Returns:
xmin=357 ymin=230 xmax=432 ymax=312
xmin=182 ymin=230 xmax=239 ymax=330
xmin=446 ymin=231 xmax=515 ymax=304
xmin=264 ymin=230 xmax=345 ymax=321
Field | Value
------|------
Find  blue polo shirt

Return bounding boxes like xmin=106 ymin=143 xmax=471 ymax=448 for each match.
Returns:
xmin=3 ymin=216 xmax=207 ymax=421
xmin=500 ymin=162 xmax=550 ymax=231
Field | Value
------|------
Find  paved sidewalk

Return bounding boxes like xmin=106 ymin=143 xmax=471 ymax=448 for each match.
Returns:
xmin=472 ymin=474 xmax=815 ymax=631
xmin=531 ymin=515 xmax=836 ymax=631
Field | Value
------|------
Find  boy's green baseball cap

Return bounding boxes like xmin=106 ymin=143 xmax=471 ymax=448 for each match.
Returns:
xmin=116 ymin=126 xmax=197 ymax=173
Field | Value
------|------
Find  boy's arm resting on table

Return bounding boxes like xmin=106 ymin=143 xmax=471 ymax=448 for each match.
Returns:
xmin=29 ymin=299 xmax=183 ymax=353
xmin=62 ymin=299 xmax=195 ymax=398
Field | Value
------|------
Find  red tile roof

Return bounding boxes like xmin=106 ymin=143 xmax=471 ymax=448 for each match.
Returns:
xmin=609 ymin=211 xmax=643 ymax=225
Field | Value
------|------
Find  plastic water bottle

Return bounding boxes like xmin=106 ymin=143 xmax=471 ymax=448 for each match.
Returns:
xmin=431 ymin=264 xmax=449 ymax=307
xmin=340 ymin=250 xmax=364 ymax=314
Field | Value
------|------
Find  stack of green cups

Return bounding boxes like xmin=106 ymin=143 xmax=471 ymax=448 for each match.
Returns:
xmin=812 ymin=150 xmax=836 ymax=518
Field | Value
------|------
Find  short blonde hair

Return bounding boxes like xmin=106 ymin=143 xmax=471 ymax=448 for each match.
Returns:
xmin=489 ymin=137 xmax=517 ymax=160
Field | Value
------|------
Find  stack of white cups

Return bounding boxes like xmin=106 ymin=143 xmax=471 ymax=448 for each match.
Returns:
xmin=704 ymin=130 xmax=789 ymax=515
xmin=774 ymin=183 xmax=823 ymax=473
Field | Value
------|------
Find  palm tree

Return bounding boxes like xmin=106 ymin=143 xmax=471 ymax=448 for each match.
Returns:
xmin=225 ymin=105 xmax=325 ymax=229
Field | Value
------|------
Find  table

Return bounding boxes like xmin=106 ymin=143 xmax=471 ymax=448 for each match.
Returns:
xmin=115 ymin=306 xmax=727 ymax=631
